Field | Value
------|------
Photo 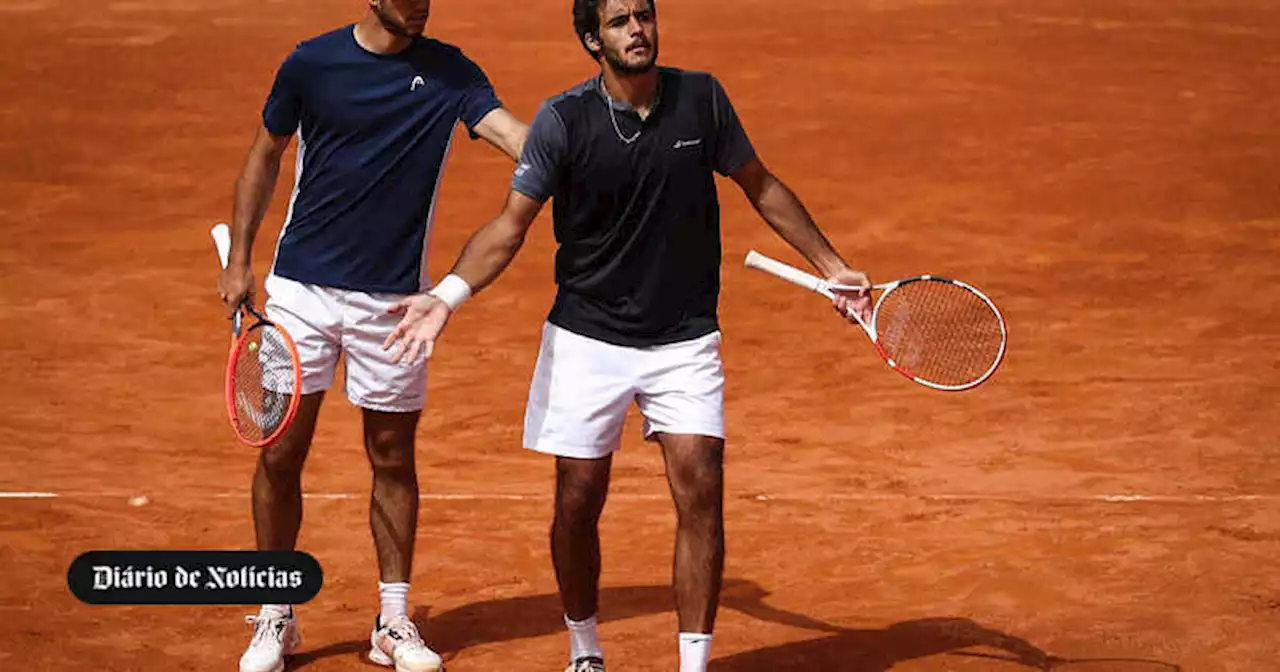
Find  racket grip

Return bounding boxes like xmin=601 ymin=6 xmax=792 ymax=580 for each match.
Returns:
xmin=211 ymin=223 xmax=232 ymax=269
xmin=744 ymin=250 xmax=834 ymax=299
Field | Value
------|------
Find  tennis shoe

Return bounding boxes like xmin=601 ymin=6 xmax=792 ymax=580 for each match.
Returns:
xmin=370 ymin=614 xmax=444 ymax=672
xmin=239 ymin=609 xmax=300 ymax=672
xmin=564 ymin=656 xmax=605 ymax=672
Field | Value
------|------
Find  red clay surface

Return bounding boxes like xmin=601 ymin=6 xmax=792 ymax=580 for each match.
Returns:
xmin=2 ymin=0 xmax=1278 ymax=669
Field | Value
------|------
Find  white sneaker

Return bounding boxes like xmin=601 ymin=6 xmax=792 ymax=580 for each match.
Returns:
xmin=238 ymin=609 xmax=300 ymax=672
xmin=369 ymin=615 xmax=444 ymax=672
xmin=565 ymin=656 xmax=606 ymax=672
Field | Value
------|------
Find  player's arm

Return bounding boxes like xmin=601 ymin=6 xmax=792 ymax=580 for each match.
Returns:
xmin=730 ymin=158 xmax=872 ymax=324
xmin=220 ymin=47 xmax=301 ymax=316
xmin=382 ymin=192 xmax=543 ymax=363
xmin=219 ymin=126 xmax=292 ymax=317
xmin=383 ymin=99 xmax=565 ymax=363
xmin=707 ymin=74 xmax=872 ymax=321
xmin=446 ymin=191 xmax=544 ymax=293
xmin=729 ymin=158 xmax=854 ymax=279
xmin=471 ymin=108 xmax=529 ymax=162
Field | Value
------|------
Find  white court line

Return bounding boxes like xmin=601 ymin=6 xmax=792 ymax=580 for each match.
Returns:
xmin=1 ymin=491 xmax=1277 ymax=503
xmin=750 ymin=493 xmax=1279 ymax=504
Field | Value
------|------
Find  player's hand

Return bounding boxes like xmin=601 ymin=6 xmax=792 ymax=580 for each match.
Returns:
xmin=218 ymin=262 xmax=255 ymax=319
xmin=827 ymin=268 xmax=872 ymax=326
xmin=383 ymin=294 xmax=453 ymax=364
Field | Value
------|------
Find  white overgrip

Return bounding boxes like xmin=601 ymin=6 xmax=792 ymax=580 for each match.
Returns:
xmin=210 ymin=222 xmax=242 ymax=336
xmin=743 ymin=250 xmax=875 ymax=339
xmin=743 ymin=250 xmax=834 ymax=300
xmin=210 ymin=223 xmax=232 ymax=270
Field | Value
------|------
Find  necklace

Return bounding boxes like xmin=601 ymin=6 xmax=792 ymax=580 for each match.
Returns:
xmin=601 ymin=76 xmax=641 ymax=145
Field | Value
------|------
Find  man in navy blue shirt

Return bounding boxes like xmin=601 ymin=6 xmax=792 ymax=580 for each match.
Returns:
xmin=216 ymin=2 xmax=526 ymax=671
xmin=382 ymin=1 xmax=871 ymax=671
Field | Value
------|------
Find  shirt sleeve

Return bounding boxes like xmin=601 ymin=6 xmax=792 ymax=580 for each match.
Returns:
xmin=511 ymin=101 xmax=569 ymax=203
xmin=454 ymin=53 xmax=504 ymax=139
xmin=262 ymin=48 xmax=304 ymax=137
xmin=709 ymin=76 xmax=757 ymax=176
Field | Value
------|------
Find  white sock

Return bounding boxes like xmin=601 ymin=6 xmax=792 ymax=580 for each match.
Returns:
xmin=565 ymin=614 xmax=604 ymax=661
xmin=379 ymin=581 xmax=410 ymax=625
xmin=679 ymin=632 xmax=713 ymax=672
xmin=259 ymin=604 xmax=291 ymax=619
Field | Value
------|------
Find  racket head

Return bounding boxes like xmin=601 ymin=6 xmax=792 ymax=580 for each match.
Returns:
xmin=866 ymin=275 xmax=1007 ymax=392
xmin=224 ymin=307 xmax=303 ymax=447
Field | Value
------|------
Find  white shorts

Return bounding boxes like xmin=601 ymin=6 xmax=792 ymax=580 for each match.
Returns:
xmin=263 ymin=274 xmax=427 ymax=413
xmin=523 ymin=322 xmax=726 ymax=459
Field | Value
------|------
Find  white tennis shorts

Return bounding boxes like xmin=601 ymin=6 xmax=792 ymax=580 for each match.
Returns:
xmin=262 ymin=273 xmax=426 ymax=413
xmin=523 ymin=322 xmax=726 ymax=459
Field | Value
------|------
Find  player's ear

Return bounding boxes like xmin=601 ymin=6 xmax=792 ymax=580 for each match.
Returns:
xmin=583 ymin=31 xmax=601 ymax=55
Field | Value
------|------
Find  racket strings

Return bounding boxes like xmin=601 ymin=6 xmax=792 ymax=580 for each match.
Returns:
xmin=231 ymin=325 xmax=296 ymax=442
xmin=875 ymin=280 xmax=1004 ymax=387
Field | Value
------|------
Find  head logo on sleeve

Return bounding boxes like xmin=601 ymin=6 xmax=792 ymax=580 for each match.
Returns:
xmin=410 ymin=75 xmax=425 ymax=91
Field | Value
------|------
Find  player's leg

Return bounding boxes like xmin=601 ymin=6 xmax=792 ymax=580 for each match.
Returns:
xmin=252 ymin=392 xmax=325 ymax=553
xmin=657 ymin=432 xmax=724 ymax=670
xmin=361 ymin=408 xmax=421 ymax=603
xmin=342 ymin=288 xmax=440 ymax=672
xmin=524 ymin=322 xmax=636 ymax=672
xmin=634 ymin=331 xmax=726 ymax=672
xmin=241 ymin=275 xmax=342 ymax=672
xmin=552 ymin=454 xmax=612 ymax=657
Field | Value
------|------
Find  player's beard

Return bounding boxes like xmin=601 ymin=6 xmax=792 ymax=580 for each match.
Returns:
xmin=373 ymin=0 xmax=425 ymax=39
xmin=602 ymin=37 xmax=658 ymax=75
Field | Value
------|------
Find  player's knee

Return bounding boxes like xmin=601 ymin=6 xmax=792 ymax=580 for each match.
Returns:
xmin=259 ymin=440 xmax=308 ymax=476
xmin=678 ymin=487 xmax=724 ymax=529
xmin=555 ymin=482 xmax=607 ymax=528
xmin=670 ymin=462 xmax=723 ymax=521
xmin=365 ymin=429 xmax=415 ymax=473
xmin=671 ymin=451 xmax=722 ymax=492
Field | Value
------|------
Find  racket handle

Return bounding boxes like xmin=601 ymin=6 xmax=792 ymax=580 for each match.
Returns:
xmin=211 ymin=223 xmax=243 ymax=336
xmin=744 ymin=250 xmax=835 ymax=300
xmin=744 ymin=250 xmax=876 ymax=337
xmin=211 ymin=223 xmax=232 ymax=270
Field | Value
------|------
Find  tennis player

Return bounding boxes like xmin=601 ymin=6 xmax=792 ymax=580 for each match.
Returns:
xmin=216 ymin=1 xmax=527 ymax=671
xmin=382 ymin=1 xmax=870 ymax=670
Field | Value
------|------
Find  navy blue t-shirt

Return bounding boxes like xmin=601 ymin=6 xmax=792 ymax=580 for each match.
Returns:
xmin=262 ymin=26 xmax=502 ymax=293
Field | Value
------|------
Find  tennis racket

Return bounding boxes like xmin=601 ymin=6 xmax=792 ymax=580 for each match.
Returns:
xmin=211 ymin=223 xmax=303 ymax=447
xmin=744 ymin=250 xmax=1007 ymax=392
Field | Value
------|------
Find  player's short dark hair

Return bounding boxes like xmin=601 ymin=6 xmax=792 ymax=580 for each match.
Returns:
xmin=573 ymin=0 xmax=656 ymax=60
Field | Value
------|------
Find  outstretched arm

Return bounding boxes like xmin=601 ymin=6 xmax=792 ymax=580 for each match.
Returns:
xmin=446 ymin=190 xmax=543 ymax=293
xmin=382 ymin=191 xmax=544 ymax=363
xmin=386 ymin=96 xmax=563 ymax=362
xmin=731 ymin=157 xmax=873 ymax=324
xmin=472 ymin=108 xmax=529 ymax=161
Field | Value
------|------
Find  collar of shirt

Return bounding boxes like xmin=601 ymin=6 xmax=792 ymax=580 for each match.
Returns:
xmin=593 ymin=72 xmax=665 ymax=115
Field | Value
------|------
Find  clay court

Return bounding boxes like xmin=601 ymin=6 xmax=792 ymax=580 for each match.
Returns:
xmin=2 ymin=0 xmax=1278 ymax=669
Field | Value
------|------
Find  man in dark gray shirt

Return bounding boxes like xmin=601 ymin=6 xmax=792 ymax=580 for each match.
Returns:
xmin=383 ymin=1 xmax=872 ymax=670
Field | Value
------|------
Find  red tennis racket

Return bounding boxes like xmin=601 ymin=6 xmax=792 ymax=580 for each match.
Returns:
xmin=211 ymin=223 xmax=302 ymax=446
xmin=745 ymin=250 xmax=1007 ymax=391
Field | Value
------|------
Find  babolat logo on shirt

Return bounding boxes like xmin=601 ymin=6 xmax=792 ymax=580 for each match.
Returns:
xmin=67 ymin=550 xmax=323 ymax=605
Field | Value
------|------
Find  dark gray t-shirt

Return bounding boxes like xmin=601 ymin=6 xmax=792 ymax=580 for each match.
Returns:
xmin=511 ymin=68 xmax=757 ymax=346
xmin=513 ymin=75 xmax=755 ymax=202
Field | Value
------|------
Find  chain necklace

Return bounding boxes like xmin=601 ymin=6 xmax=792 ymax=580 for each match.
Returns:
xmin=601 ymin=75 xmax=655 ymax=145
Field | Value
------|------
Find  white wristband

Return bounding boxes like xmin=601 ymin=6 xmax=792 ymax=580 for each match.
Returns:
xmin=428 ymin=274 xmax=473 ymax=311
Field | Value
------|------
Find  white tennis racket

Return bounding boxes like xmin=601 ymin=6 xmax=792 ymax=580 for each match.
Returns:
xmin=744 ymin=250 xmax=1007 ymax=391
